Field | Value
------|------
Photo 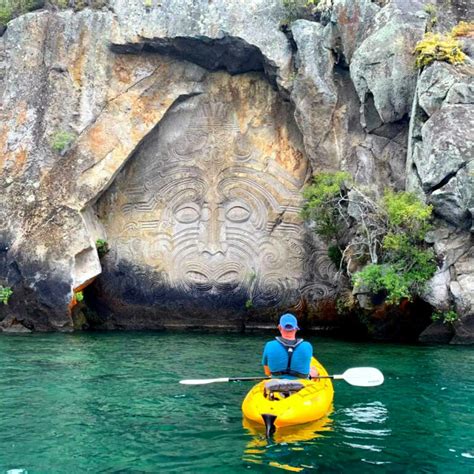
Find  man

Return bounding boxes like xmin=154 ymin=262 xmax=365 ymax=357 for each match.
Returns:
xmin=262 ymin=313 xmax=319 ymax=379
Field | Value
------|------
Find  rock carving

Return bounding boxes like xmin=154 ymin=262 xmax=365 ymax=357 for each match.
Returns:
xmin=97 ymin=76 xmax=336 ymax=317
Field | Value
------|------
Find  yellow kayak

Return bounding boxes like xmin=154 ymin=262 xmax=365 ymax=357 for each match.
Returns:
xmin=241 ymin=357 xmax=333 ymax=434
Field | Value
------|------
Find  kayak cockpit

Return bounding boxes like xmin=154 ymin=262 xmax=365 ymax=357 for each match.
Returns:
xmin=263 ymin=379 xmax=305 ymax=400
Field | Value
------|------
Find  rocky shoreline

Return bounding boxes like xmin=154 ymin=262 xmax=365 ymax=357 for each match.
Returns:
xmin=0 ymin=0 xmax=472 ymax=343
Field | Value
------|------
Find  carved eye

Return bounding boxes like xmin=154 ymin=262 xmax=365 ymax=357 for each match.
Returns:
xmin=226 ymin=205 xmax=250 ymax=223
xmin=216 ymin=271 xmax=239 ymax=284
xmin=185 ymin=271 xmax=210 ymax=283
xmin=175 ymin=205 xmax=200 ymax=223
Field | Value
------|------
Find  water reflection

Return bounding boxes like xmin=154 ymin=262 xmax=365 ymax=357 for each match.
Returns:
xmin=242 ymin=414 xmax=333 ymax=471
xmin=242 ymin=401 xmax=391 ymax=471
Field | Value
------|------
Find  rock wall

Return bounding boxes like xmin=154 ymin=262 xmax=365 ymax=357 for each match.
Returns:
xmin=0 ymin=0 xmax=472 ymax=340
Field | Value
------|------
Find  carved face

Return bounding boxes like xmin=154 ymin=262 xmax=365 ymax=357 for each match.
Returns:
xmin=97 ymin=90 xmax=333 ymax=310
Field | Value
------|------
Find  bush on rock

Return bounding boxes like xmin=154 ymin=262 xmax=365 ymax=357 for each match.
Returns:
xmin=414 ymin=32 xmax=466 ymax=69
xmin=301 ymin=173 xmax=437 ymax=306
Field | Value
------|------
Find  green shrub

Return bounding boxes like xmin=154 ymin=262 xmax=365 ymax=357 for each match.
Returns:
xmin=245 ymin=299 xmax=253 ymax=310
xmin=0 ymin=6 xmax=14 ymax=25
xmin=414 ymin=32 xmax=466 ymax=69
xmin=301 ymin=173 xmax=437 ymax=306
xmin=0 ymin=1 xmax=45 ymax=28
xmin=49 ymin=0 xmax=69 ymax=7
xmin=423 ymin=3 xmax=437 ymax=30
xmin=75 ymin=290 xmax=84 ymax=302
xmin=51 ymin=1 xmax=104 ymax=11
xmin=353 ymin=264 xmax=411 ymax=305
xmin=0 ymin=285 xmax=13 ymax=305
xmin=352 ymin=191 xmax=436 ymax=305
xmin=383 ymin=191 xmax=432 ymax=233
xmin=50 ymin=130 xmax=75 ymax=153
xmin=301 ymin=171 xmax=350 ymax=242
xmin=432 ymin=309 xmax=459 ymax=325
xmin=96 ymin=239 xmax=109 ymax=258
xmin=423 ymin=3 xmax=436 ymax=15
xmin=328 ymin=244 xmax=343 ymax=268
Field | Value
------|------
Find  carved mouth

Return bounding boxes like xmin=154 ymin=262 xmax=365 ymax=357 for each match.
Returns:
xmin=183 ymin=263 xmax=245 ymax=291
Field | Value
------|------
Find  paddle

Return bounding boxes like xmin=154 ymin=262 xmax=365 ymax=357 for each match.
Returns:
xmin=180 ymin=367 xmax=384 ymax=387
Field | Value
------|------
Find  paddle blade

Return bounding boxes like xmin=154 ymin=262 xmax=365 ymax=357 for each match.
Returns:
xmin=179 ymin=378 xmax=229 ymax=385
xmin=339 ymin=367 xmax=384 ymax=387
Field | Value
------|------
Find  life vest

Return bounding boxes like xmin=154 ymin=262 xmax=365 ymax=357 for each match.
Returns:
xmin=271 ymin=337 xmax=309 ymax=379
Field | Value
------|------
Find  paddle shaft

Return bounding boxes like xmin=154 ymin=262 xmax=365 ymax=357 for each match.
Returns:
xmin=180 ymin=367 xmax=383 ymax=386
xmin=229 ymin=377 xmax=270 ymax=382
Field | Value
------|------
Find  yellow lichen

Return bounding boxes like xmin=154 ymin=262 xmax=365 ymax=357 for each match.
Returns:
xmin=414 ymin=32 xmax=466 ymax=69
xmin=451 ymin=21 xmax=474 ymax=38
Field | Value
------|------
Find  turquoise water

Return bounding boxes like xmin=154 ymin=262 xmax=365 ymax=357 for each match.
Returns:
xmin=0 ymin=333 xmax=473 ymax=473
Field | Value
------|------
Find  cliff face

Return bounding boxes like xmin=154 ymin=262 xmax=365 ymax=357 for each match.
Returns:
xmin=0 ymin=0 xmax=472 ymax=341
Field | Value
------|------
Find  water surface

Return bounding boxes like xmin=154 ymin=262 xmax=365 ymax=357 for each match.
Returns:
xmin=0 ymin=332 xmax=472 ymax=473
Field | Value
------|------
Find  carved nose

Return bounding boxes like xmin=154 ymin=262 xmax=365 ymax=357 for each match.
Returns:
xmin=201 ymin=242 xmax=228 ymax=257
xmin=200 ymin=204 xmax=227 ymax=256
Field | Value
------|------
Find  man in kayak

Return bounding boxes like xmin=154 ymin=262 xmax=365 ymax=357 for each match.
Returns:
xmin=262 ymin=313 xmax=319 ymax=379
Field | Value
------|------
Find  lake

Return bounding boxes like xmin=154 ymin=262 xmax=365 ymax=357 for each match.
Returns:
xmin=0 ymin=332 xmax=472 ymax=473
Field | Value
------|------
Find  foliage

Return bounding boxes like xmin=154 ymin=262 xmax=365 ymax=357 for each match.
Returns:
xmin=282 ymin=0 xmax=319 ymax=23
xmin=414 ymin=32 xmax=466 ymax=69
xmin=0 ymin=5 xmax=14 ymax=25
xmin=49 ymin=0 xmax=109 ymax=9
xmin=0 ymin=286 xmax=13 ymax=305
xmin=301 ymin=172 xmax=437 ymax=306
xmin=383 ymin=190 xmax=432 ymax=239
xmin=50 ymin=130 xmax=75 ymax=153
xmin=423 ymin=3 xmax=437 ymax=30
xmin=96 ymin=239 xmax=109 ymax=258
xmin=432 ymin=309 xmax=459 ymax=325
xmin=423 ymin=3 xmax=436 ymax=15
xmin=351 ymin=191 xmax=436 ymax=305
xmin=75 ymin=291 xmax=84 ymax=303
xmin=451 ymin=21 xmax=474 ymax=38
xmin=49 ymin=0 xmax=68 ymax=7
xmin=0 ymin=0 xmax=107 ymax=26
xmin=0 ymin=1 xmax=44 ymax=27
xmin=245 ymin=299 xmax=253 ymax=310
xmin=301 ymin=171 xmax=350 ymax=242
xmin=327 ymin=244 xmax=343 ymax=269
xmin=336 ymin=290 xmax=357 ymax=316
xmin=353 ymin=264 xmax=411 ymax=305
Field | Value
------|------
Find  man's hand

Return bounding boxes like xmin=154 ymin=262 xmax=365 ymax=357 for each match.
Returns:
xmin=310 ymin=367 xmax=320 ymax=379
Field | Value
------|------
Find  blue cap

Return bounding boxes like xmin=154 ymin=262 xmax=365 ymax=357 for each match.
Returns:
xmin=279 ymin=313 xmax=299 ymax=330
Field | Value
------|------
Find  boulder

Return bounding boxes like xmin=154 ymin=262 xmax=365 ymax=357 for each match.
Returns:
xmin=421 ymin=269 xmax=451 ymax=311
xmin=450 ymin=245 xmax=474 ymax=316
xmin=330 ymin=0 xmax=379 ymax=64
xmin=430 ymin=163 xmax=473 ymax=230
xmin=417 ymin=62 xmax=459 ymax=117
xmin=108 ymin=0 xmax=292 ymax=89
xmin=350 ymin=0 xmax=427 ymax=126
xmin=419 ymin=321 xmax=454 ymax=344
xmin=414 ymin=104 xmax=474 ymax=228
xmin=291 ymin=20 xmax=338 ymax=169
xmin=451 ymin=314 xmax=474 ymax=344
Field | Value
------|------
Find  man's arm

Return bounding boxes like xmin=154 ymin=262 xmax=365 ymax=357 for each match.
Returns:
xmin=262 ymin=343 xmax=271 ymax=376
xmin=307 ymin=342 xmax=319 ymax=378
